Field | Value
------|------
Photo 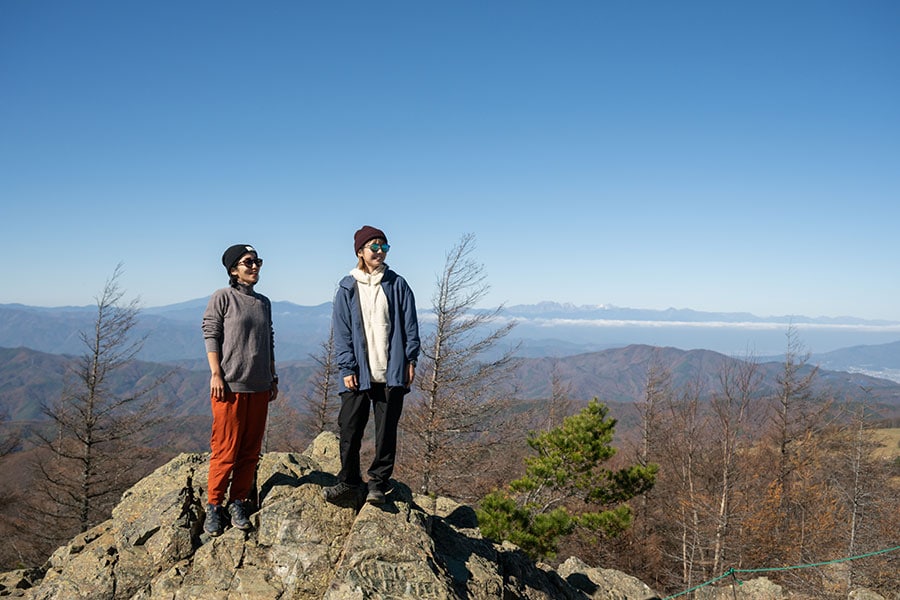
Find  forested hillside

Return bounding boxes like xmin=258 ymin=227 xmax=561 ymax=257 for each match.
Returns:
xmin=3 ymin=344 xmax=900 ymax=425
xmin=1 ymin=336 xmax=898 ymax=597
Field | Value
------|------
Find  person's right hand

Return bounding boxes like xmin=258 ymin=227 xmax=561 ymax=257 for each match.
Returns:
xmin=210 ymin=373 xmax=225 ymax=400
xmin=343 ymin=374 xmax=358 ymax=391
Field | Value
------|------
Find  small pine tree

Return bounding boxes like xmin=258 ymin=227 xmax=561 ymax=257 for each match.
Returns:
xmin=477 ymin=399 xmax=658 ymax=559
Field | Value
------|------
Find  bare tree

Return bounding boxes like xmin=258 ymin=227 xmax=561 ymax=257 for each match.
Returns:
xmin=0 ymin=412 xmax=23 ymax=569
xmin=662 ymin=376 xmax=709 ymax=589
xmin=825 ymin=393 xmax=899 ymax=594
xmin=0 ymin=411 xmax=20 ymax=460
xmin=27 ymin=265 xmax=167 ymax=552
xmin=842 ymin=402 xmax=876 ymax=589
xmin=263 ymin=401 xmax=304 ymax=453
xmin=636 ymin=352 xmax=672 ymax=469
xmin=628 ymin=353 xmax=672 ymax=557
xmin=544 ymin=364 xmax=576 ymax=431
xmin=301 ymin=322 xmax=340 ymax=439
xmin=761 ymin=324 xmax=833 ymax=567
xmin=708 ymin=352 xmax=761 ymax=574
xmin=400 ymin=233 xmax=519 ymax=500
xmin=266 ymin=322 xmax=342 ymax=453
xmin=771 ymin=324 xmax=821 ymax=498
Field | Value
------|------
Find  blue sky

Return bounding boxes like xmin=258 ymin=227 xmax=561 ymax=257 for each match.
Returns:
xmin=2 ymin=1 xmax=899 ymax=320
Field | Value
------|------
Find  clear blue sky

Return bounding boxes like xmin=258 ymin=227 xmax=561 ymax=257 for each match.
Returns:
xmin=2 ymin=1 xmax=898 ymax=320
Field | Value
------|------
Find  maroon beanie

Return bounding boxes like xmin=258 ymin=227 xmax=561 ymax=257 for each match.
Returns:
xmin=354 ymin=225 xmax=387 ymax=253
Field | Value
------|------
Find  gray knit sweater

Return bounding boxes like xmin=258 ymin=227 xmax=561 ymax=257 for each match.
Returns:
xmin=202 ymin=284 xmax=275 ymax=393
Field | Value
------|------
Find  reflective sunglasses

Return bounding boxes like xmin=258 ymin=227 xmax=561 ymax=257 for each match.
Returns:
xmin=365 ymin=243 xmax=390 ymax=253
xmin=238 ymin=258 xmax=264 ymax=268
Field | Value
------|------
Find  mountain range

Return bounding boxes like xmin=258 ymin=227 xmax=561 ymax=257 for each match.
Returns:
xmin=2 ymin=299 xmax=899 ymax=425
xmin=3 ymin=299 xmax=900 ymax=366
xmin=3 ymin=341 xmax=899 ymax=428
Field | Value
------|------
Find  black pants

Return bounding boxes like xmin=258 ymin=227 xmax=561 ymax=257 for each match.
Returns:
xmin=338 ymin=383 xmax=405 ymax=491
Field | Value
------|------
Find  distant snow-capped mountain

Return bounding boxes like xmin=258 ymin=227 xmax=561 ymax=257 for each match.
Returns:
xmin=498 ymin=301 xmax=899 ymax=326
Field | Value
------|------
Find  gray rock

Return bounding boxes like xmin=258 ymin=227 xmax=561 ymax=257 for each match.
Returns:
xmin=849 ymin=588 xmax=886 ymax=600
xmin=558 ymin=556 xmax=660 ymax=599
xmin=9 ymin=432 xmax=662 ymax=600
xmin=694 ymin=575 xmax=783 ymax=599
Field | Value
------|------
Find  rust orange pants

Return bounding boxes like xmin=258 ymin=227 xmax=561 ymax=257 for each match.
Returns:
xmin=207 ymin=390 xmax=270 ymax=506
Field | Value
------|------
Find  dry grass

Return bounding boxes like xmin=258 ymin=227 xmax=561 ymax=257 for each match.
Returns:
xmin=868 ymin=428 xmax=900 ymax=460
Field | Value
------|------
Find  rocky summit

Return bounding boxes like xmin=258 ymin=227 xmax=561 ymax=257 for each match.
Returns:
xmin=0 ymin=432 xmax=666 ymax=599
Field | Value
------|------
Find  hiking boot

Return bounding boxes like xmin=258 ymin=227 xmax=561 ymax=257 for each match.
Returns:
xmin=365 ymin=487 xmax=386 ymax=505
xmin=228 ymin=499 xmax=253 ymax=531
xmin=204 ymin=503 xmax=224 ymax=537
xmin=322 ymin=481 xmax=357 ymax=503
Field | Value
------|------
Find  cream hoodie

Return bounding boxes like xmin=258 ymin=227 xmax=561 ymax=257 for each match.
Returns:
xmin=351 ymin=265 xmax=390 ymax=383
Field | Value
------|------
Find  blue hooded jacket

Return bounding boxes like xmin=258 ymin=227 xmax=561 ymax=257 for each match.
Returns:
xmin=333 ymin=267 xmax=420 ymax=392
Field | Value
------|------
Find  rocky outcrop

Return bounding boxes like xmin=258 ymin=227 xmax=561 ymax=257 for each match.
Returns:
xmin=2 ymin=433 xmax=662 ymax=600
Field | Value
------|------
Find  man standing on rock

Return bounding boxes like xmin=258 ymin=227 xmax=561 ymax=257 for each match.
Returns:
xmin=323 ymin=225 xmax=420 ymax=505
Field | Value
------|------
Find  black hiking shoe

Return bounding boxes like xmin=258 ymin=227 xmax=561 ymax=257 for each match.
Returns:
xmin=204 ymin=503 xmax=224 ymax=537
xmin=365 ymin=488 xmax=386 ymax=505
xmin=228 ymin=499 xmax=252 ymax=531
xmin=323 ymin=481 xmax=357 ymax=504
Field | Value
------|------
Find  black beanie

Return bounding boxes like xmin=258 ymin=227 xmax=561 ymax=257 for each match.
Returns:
xmin=354 ymin=226 xmax=387 ymax=253
xmin=222 ymin=244 xmax=256 ymax=271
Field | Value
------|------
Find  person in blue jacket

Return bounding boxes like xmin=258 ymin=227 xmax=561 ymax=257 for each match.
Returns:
xmin=323 ymin=225 xmax=420 ymax=505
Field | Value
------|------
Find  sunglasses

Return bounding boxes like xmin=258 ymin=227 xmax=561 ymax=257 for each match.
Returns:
xmin=238 ymin=258 xmax=264 ymax=268
xmin=364 ymin=243 xmax=390 ymax=253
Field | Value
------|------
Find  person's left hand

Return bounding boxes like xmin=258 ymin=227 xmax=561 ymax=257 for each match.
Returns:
xmin=270 ymin=382 xmax=279 ymax=402
xmin=406 ymin=363 xmax=416 ymax=387
xmin=344 ymin=374 xmax=358 ymax=390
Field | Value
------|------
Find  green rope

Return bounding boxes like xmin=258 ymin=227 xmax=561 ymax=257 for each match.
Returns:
xmin=662 ymin=545 xmax=900 ymax=599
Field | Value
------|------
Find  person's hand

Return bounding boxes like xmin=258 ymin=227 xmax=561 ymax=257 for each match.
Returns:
xmin=343 ymin=374 xmax=358 ymax=390
xmin=210 ymin=373 xmax=225 ymax=400
xmin=270 ymin=381 xmax=279 ymax=402
xmin=406 ymin=363 xmax=416 ymax=387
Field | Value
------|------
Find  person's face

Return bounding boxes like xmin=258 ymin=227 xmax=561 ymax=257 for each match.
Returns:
xmin=230 ymin=252 xmax=262 ymax=286
xmin=357 ymin=238 xmax=389 ymax=272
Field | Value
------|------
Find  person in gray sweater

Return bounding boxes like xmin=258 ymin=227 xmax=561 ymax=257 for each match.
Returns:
xmin=201 ymin=244 xmax=278 ymax=536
